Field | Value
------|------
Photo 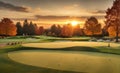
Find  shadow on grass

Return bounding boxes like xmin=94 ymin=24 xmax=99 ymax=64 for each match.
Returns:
xmin=2 ymin=45 xmax=120 ymax=55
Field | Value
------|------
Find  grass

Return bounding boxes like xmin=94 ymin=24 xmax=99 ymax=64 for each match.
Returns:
xmin=0 ymin=36 xmax=120 ymax=73
xmin=0 ymin=44 xmax=120 ymax=73
xmin=2 ymin=45 xmax=120 ymax=55
xmin=0 ymin=36 xmax=90 ymax=43
xmin=8 ymin=46 xmax=120 ymax=73
xmin=0 ymin=46 xmax=83 ymax=73
xmin=25 ymin=46 xmax=120 ymax=55
xmin=22 ymin=42 xmax=120 ymax=49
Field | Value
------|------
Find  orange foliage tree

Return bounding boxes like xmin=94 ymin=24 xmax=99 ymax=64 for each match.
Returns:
xmin=61 ymin=24 xmax=73 ymax=37
xmin=73 ymin=24 xmax=83 ymax=36
xmin=83 ymin=17 xmax=102 ymax=36
xmin=0 ymin=18 xmax=17 ymax=36
xmin=37 ymin=26 xmax=44 ymax=35
xmin=104 ymin=0 xmax=120 ymax=42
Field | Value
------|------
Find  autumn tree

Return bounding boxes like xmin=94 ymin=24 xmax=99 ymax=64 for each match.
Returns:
xmin=56 ymin=25 xmax=62 ymax=36
xmin=104 ymin=0 xmax=120 ymax=42
xmin=0 ymin=18 xmax=17 ymax=36
xmin=16 ymin=22 xmax=23 ymax=35
xmin=38 ymin=26 xmax=44 ymax=35
xmin=73 ymin=24 xmax=83 ymax=36
xmin=83 ymin=17 xmax=102 ymax=37
xmin=33 ymin=24 xmax=39 ymax=35
xmin=61 ymin=24 xmax=73 ymax=37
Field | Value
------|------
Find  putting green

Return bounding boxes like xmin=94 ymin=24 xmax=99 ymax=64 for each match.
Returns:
xmin=22 ymin=42 xmax=119 ymax=49
xmin=8 ymin=51 xmax=120 ymax=73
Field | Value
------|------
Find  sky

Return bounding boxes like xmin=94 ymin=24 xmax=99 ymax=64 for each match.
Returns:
xmin=0 ymin=0 xmax=114 ymax=28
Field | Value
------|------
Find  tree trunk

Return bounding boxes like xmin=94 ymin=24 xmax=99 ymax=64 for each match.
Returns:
xmin=92 ymin=31 xmax=94 ymax=39
xmin=115 ymin=24 xmax=119 ymax=42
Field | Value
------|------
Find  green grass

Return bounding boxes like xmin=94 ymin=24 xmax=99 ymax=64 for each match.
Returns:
xmin=0 ymin=36 xmax=119 ymax=73
xmin=0 ymin=44 xmax=120 ymax=73
xmin=0 ymin=46 xmax=84 ymax=73
xmin=20 ymin=46 xmax=120 ymax=55
xmin=2 ymin=45 xmax=120 ymax=55
xmin=0 ymin=36 xmax=91 ymax=44
xmin=0 ymin=38 xmax=47 ymax=43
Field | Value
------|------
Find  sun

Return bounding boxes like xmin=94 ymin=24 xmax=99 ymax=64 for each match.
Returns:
xmin=71 ymin=21 xmax=78 ymax=26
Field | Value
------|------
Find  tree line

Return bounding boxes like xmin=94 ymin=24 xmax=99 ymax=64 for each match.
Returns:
xmin=16 ymin=19 xmax=44 ymax=36
xmin=0 ymin=0 xmax=120 ymax=42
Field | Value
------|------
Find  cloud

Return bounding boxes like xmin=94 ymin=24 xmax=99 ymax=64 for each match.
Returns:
xmin=0 ymin=1 xmax=30 ymax=12
xmin=10 ymin=15 xmax=105 ymax=23
xmin=64 ymin=4 xmax=79 ymax=10
xmin=35 ymin=15 xmax=71 ymax=19
xmin=35 ymin=15 xmax=104 ymax=20
xmin=91 ymin=10 xmax=105 ymax=14
xmin=34 ymin=15 xmax=90 ymax=22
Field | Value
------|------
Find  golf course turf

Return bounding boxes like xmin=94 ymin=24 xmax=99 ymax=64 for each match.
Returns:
xmin=0 ymin=46 xmax=83 ymax=73
xmin=0 ymin=41 xmax=120 ymax=73
xmin=8 ymin=50 xmax=120 ymax=73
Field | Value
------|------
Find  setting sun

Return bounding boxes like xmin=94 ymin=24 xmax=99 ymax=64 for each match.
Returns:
xmin=71 ymin=21 xmax=78 ymax=26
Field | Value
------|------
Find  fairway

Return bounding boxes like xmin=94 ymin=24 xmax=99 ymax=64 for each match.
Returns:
xmin=22 ymin=42 xmax=120 ymax=49
xmin=8 ymin=51 xmax=120 ymax=73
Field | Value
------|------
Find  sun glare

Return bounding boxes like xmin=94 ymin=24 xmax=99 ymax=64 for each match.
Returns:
xmin=71 ymin=21 xmax=78 ymax=26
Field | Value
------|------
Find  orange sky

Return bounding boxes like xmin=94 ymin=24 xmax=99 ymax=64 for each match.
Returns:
xmin=0 ymin=0 xmax=113 ymax=28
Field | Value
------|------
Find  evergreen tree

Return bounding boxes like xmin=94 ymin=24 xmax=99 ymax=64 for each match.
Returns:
xmin=29 ymin=21 xmax=35 ymax=35
xmin=56 ymin=25 xmax=62 ymax=36
xmin=16 ymin=22 xmax=23 ymax=35
xmin=23 ymin=19 xmax=29 ymax=35
xmin=50 ymin=24 xmax=57 ymax=36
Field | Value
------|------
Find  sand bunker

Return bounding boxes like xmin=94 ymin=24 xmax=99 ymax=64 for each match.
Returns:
xmin=22 ymin=42 xmax=119 ymax=49
xmin=8 ymin=51 xmax=120 ymax=73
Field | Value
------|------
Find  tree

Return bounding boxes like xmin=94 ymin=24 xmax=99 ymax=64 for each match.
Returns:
xmin=83 ymin=17 xmax=102 ymax=37
xmin=73 ymin=24 xmax=83 ymax=36
xmin=56 ymin=25 xmax=62 ymax=36
xmin=105 ymin=0 xmax=120 ymax=42
xmin=23 ymin=19 xmax=29 ymax=35
xmin=38 ymin=26 xmax=44 ymax=35
xmin=0 ymin=18 xmax=17 ymax=36
xmin=34 ymin=24 xmax=39 ymax=35
xmin=16 ymin=22 xmax=23 ymax=35
xmin=61 ymin=24 xmax=73 ymax=37
xmin=50 ymin=24 xmax=57 ymax=36
xmin=29 ymin=21 xmax=36 ymax=35
xmin=50 ymin=24 xmax=62 ymax=36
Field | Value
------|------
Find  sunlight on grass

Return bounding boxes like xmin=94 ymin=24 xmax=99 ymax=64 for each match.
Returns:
xmin=22 ymin=42 xmax=120 ymax=49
